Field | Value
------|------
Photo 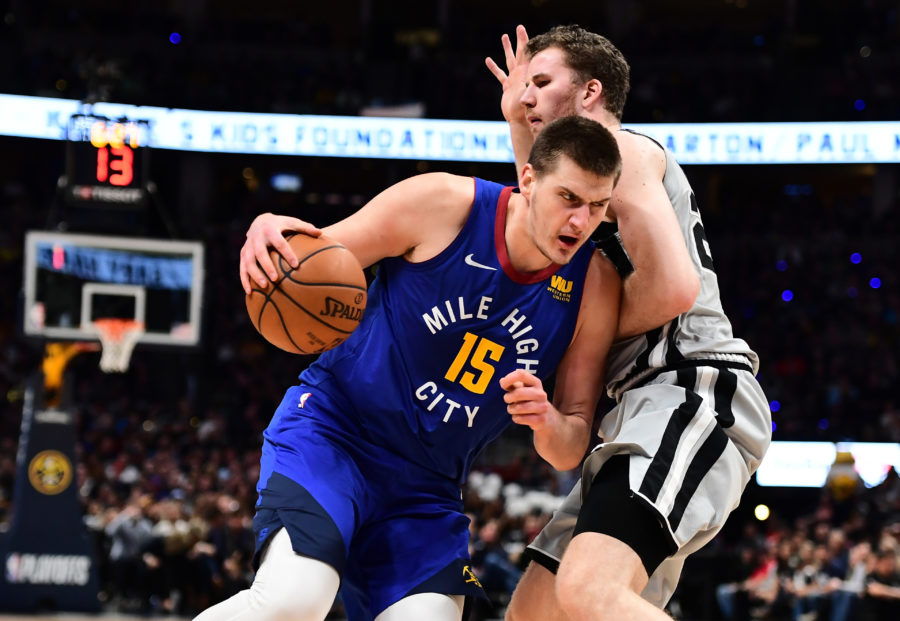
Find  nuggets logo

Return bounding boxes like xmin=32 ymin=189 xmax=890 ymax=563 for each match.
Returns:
xmin=547 ymin=274 xmax=574 ymax=302
xmin=28 ymin=450 xmax=73 ymax=495
xmin=462 ymin=564 xmax=482 ymax=588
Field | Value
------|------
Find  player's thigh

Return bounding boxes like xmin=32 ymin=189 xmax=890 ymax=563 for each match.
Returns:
xmin=506 ymin=561 xmax=569 ymax=621
xmin=253 ymin=528 xmax=340 ymax=603
xmin=556 ymin=531 xmax=648 ymax=600
xmin=193 ymin=527 xmax=339 ymax=621
xmin=374 ymin=592 xmax=464 ymax=621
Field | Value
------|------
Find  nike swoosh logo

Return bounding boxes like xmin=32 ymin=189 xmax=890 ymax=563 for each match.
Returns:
xmin=465 ymin=254 xmax=497 ymax=271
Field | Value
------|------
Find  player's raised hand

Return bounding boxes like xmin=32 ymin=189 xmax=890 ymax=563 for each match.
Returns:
xmin=484 ymin=24 xmax=530 ymax=124
xmin=500 ymin=368 xmax=553 ymax=430
xmin=240 ymin=213 xmax=321 ymax=294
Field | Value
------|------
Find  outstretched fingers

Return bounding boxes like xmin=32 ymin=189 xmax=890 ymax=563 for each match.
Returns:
xmin=485 ymin=55 xmax=507 ymax=83
xmin=514 ymin=25 xmax=529 ymax=63
xmin=503 ymin=32 xmax=517 ymax=71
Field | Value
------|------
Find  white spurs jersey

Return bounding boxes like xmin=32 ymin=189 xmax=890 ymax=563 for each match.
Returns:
xmin=605 ymin=131 xmax=759 ymax=399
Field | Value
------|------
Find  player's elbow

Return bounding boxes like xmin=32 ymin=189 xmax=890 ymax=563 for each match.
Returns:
xmin=679 ymin=274 xmax=701 ymax=313
xmin=666 ymin=269 xmax=700 ymax=316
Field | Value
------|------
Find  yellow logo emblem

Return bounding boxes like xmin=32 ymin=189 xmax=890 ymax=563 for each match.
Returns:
xmin=548 ymin=274 xmax=574 ymax=302
xmin=28 ymin=450 xmax=73 ymax=495
xmin=462 ymin=564 xmax=482 ymax=588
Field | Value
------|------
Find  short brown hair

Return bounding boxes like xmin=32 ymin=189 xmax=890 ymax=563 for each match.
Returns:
xmin=528 ymin=116 xmax=622 ymax=185
xmin=526 ymin=25 xmax=631 ymax=120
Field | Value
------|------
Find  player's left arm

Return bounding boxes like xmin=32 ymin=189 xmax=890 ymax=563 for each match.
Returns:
xmin=611 ymin=134 xmax=699 ymax=338
xmin=500 ymin=253 xmax=621 ymax=471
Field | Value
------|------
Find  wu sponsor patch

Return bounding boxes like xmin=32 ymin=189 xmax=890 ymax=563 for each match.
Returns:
xmin=547 ymin=274 xmax=574 ymax=302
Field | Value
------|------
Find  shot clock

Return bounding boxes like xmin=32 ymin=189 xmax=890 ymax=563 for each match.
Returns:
xmin=63 ymin=114 xmax=150 ymax=208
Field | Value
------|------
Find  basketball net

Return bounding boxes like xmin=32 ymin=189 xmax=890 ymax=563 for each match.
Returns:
xmin=90 ymin=319 xmax=144 ymax=373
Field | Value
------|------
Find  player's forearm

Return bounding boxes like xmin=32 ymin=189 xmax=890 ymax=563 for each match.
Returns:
xmin=615 ymin=203 xmax=698 ymax=338
xmin=509 ymin=121 xmax=534 ymax=179
xmin=532 ymin=411 xmax=592 ymax=471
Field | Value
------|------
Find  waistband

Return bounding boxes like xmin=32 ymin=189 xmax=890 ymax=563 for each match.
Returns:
xmin=615 ymin=356 xmax=755 ymax=399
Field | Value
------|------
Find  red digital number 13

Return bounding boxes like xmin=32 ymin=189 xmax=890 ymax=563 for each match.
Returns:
xmin=95 ymin=145 xmax=134 ymax=186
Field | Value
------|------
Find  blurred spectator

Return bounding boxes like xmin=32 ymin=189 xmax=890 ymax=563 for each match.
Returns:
xmin=862 ymin=549 xmax=900 ymax=620
xmin=104 ymin=494 xmax=154 ymax=611
xmin=470 ymin=517 xmax=522 ymax=599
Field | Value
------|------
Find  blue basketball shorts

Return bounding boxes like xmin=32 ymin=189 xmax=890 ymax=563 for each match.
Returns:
xmin=253 ymin=385 xmax=486 ymax=619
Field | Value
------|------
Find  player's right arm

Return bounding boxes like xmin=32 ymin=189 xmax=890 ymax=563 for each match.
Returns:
xmin=322 ymin=172 xmax=473 ymax=268
xmin=486 ymin=25 xmax=534 ymax=178
xmin=239 ymin=173 xmax=475 ymax=294
xmin=240 ymin=214 xmax=322 ymax=292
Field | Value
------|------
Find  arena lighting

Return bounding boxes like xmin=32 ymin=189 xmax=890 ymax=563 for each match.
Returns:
xmin=270 ymin=173 xmax=303 ymax=193
xmin=755 ymin=441 xmax=900 ymax=488
xmin=754 ymin=505 xmax=771 ymax=521
xmin=3 ymin=93 xmax=900 ymax=164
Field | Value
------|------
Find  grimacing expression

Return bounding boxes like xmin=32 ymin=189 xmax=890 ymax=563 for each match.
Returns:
xmin=520 ymin=47 xmax=581 ymax=136
xmin=527 ymin=155 xmax=613 ymax=265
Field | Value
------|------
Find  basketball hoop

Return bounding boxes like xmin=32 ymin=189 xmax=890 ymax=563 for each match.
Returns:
xmin=90 ymin=319 xmax=144 ymax=373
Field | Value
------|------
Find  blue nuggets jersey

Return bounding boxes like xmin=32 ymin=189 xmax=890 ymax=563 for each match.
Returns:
xmin=279 ymin=177 xmax=594 ymax=484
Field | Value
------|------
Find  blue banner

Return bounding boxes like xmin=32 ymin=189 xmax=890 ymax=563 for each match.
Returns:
xmin=35 ymin=243 xmax=194 ymax=290
xmin=2 ymin=93 xmax=900 ymax=164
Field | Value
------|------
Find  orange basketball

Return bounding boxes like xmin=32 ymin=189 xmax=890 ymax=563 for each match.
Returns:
xmin=245 ymin=233 xmax=367 ymax=354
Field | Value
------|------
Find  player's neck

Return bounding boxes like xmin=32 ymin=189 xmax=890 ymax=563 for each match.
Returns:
xmin=503 ymin=193 xmax=553 ymax=273
xmin=583 ymin=107 xmax=620 ymax=132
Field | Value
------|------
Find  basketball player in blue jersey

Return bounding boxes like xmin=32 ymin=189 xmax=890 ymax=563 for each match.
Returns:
xmin=486 ymin=25 xmax=772 ymax=620
xmin=194 ymin=116 xmax=624 ymax=621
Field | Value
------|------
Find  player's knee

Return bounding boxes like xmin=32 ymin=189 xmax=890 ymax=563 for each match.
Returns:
xmin=555 ymin=559 xmax=630 ymax=620
xmin=555 ymin=578 xmax=628 ymax=621
xmin=555 ymin=562 xmax=589 ymax=617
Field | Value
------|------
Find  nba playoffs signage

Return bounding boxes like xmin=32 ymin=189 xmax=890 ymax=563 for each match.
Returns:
xmin=2 ymin=93 xmax=900 ymax=164
xmin=0 ymin=399 xmax=100 ymax=611
xmin=5 ymin=552 xmax=92 ymax=586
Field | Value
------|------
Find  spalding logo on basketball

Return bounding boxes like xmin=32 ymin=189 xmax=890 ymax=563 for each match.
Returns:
xmin=245 ymin=234 xmax=368 ymax=354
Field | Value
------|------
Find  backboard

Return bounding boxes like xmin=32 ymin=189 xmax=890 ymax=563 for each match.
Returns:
xmin=22 ymin=231 xmax=204 ymax=347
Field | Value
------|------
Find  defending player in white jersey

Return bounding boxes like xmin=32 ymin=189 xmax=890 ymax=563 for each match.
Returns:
xmin=487 ymin=24 xmax=771 ymax=620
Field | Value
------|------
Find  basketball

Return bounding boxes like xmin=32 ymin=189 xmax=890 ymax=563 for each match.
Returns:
xmin=245 ymin=233 xmax=367 ymax=354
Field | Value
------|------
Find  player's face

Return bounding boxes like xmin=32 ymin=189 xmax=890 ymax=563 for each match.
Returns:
xmin=526 ymin=155 xmax=613 ymax=265
xmin=520 ymin=47 xmax=581 ymax=136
